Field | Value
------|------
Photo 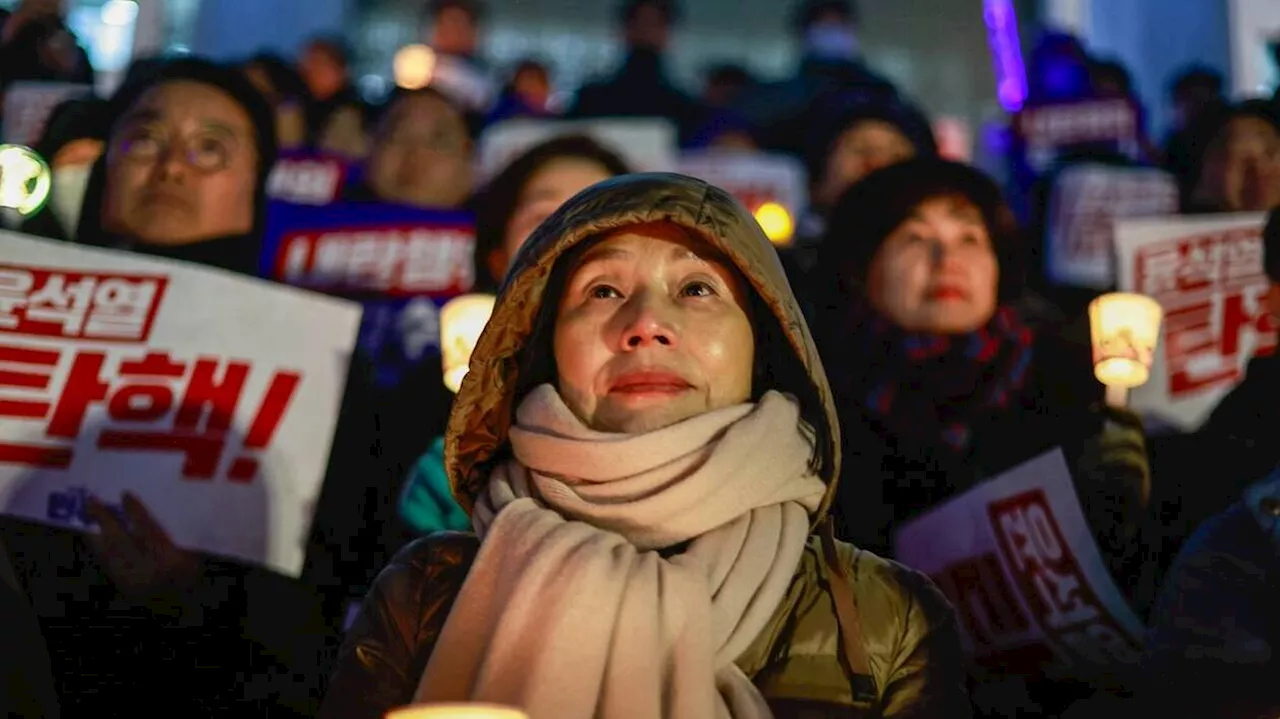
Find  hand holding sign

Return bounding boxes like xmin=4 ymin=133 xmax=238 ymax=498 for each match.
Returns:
xmin=85 ymin=491 xmax=201 ymax=608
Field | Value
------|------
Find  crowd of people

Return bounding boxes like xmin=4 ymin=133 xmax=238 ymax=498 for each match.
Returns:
xmin=3 ymin=0 xmax=1280 ymax=717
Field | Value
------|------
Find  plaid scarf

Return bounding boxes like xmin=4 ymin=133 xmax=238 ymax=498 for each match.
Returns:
xmin=836 ymin=305 xmax=1036 ymax=454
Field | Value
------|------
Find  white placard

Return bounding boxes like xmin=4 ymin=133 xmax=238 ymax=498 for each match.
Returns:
xmin=894 ymin=450 xmax=1145 ymax=676
xmin=476 ymin=117 xmax=678 ymax=184
xmin=1114 ymin=213 xmax=1276 ymax=431
xmin=0 ymin=232 xmax=361 ymax=577
xmin=1045 ymin=164 xmax=1178 ymax=289
xmin=2 ymin=82 xmax=94 ymax=147
xmin=676 ymin=150 xmax=808 ymax=218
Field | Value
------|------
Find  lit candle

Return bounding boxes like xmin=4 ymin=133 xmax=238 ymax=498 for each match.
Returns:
xmin=394 ymin=44 xmax=438 ymax=90
xmin=754 ymin=201 xmax=794 ymax=247
xmin=1088 ymin=292 xmax=1163 ymax=407
xmin=0 ymin=144 xmax=52 ymax=217
xmin=385 ymin=705 xmax=530 ymax=719
xmin=440 ymin=293 xmax=497 ymax=394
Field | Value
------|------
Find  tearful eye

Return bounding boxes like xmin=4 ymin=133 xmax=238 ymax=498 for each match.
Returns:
xmin=680 ymin=281 xmax=716 ymax=298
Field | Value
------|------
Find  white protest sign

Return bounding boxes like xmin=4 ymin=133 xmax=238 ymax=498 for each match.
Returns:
xmin=266 ymin=155 xmax=350 ymax=206
xmin=894 ymin=449 xmax=1144 ymax=677
xmin=2 ymin=82 xmax=94 ymax=146
xmin=1045 ymin=164 xmax=1178 ymax=289
xmin=1114 ymin=213 xmax=1276 ymax=432
xmin=676 ymin=150 xmax=808 ymax=218
xmin=0 ymin=232 xmax=361 ymax=577
xmin=477 ymin=117 xmax=678 ymax=184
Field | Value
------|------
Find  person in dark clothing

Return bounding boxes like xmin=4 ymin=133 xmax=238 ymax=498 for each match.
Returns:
xmin=1162 ymin=65 xmax=1227 ymax=181
xmin=1180 ymin=99 xmax=1280 ymax=214
xmin=484 ymin=58 xmax=553 ymax=125
xmin=19 ymin=96 xmax=109 ymax=242
xmin=568 ymin=0 xmax=703 ymax=146
xmin=1148 ymin=207 xmax=1280 ymax=574
xmin=3 ymin=59 xmax=329 ymax=715
xmin=1141 ymin=468 xmax=1280 ymax=718
xmin=297 ymin=35 xmax=370 ymax=157
xmin=735 ymin=0 xmax=901 ymax=159
xmin=0 ymin=0 xmax=93 ymax=91
xmin=810 ymin=158 xmax=1154 ymax=717
xmin=0 ymin=539 xmax=60 ymax=719
xmin=243 ymin=52 xmax=310 ymax=150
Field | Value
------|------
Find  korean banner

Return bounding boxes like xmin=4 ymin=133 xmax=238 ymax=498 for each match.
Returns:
xmin=263 ymin=200 xmax=475 ymax=389
xmin=265 ymin=152 xmax=353 ymax=206
xmin=1013 ymin=98 xmax=1140 ymax=174
xmin=1044 ymin=164 xmax=1178 ymax=289
xmin=676 ymin=151 xmax=808 ymax=220
xmin=1114 ymin=213 xmax=1276 ymax=431
xmin=2 ymin=81 xmax=94 ymax=146
xmin=476 ymin=117 xmax=679 ymax=183
xmin=894 ymin=450 xmax=1145 ymax=678
xmin=0 ymin=232 xmax=361 ymax=577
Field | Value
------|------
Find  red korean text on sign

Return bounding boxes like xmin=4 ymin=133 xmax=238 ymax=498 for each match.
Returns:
xmin=929 ymin=552 xmax=1061 ymax=674
xmin=274 ymin=225 xmax=476 ymax=297
xmin=0 ymin=342 xmax=302 ymax=482
xmin=1134 ymin=228 xmax=1278 ymax=399
xmin=988 ymin=490 xmax=1142 ymax=667
xmin=0 ymin=265 xmax=168 ymax=342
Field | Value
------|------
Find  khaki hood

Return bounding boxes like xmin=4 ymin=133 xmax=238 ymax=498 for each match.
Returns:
xmin=445 ymin=172 xmax=842 ymax=522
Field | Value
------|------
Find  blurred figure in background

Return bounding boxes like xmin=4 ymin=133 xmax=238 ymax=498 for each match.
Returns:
xmin=739 ymin=0 xmax=900 ymax=159
xmin=569 ymin=0 xmax=702 ymax=145
xmin=1142 ymin=465 xmax=1280 ymax=718
xmin=472 ymin=134 xmax=631 ymax=292
xmin=20 ymin=96 xmax=109 ymax=241
xmin=687 ymin=63 xmax=759 ymax=150
xmin=360 ymin=87 xmax=474 ymax=209
xmin=485 ymin=58 xmax=554 ymax=124
xmin=297 ymin=35 xmax=370 ymax=158
xmin=1162 ymin=65 xmax=1227 ymax=183
xmin=783 ymin=98 xmax=936 ymax=310
xmin=1182 ymin=100 xmax=1280 ymax=213
xmin=421 ymin=0 xmax=495 ymax=114
xmin=702 ymin=62 xmax=754 ymax=110
xmin=243 ymin=52 xmax=310 ymax=150
xmin=0 ymin=0 xmax=92 ymax=92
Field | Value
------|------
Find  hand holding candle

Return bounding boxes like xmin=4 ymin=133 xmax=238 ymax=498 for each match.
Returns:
xmin=1088 ymin=292 xmax=1163 ymax=407
xmin=440 ymin=293 xmax=497 ymax=394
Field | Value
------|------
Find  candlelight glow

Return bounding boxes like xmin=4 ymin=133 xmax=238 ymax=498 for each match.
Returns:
xmin=394 ymin=44 xmax=437 ymax=90
xmin=1089 ymin=292 xmax=1163 ymax=389
xmin=0 ymin=145 xmax=52 ymax=216
xmin=386 ymin=705 xmax=529 ymax=719
xmin=440 ymin=294 xmax=496 ymax=393
xmin=754 ymin=202 xmax=794 ymax=246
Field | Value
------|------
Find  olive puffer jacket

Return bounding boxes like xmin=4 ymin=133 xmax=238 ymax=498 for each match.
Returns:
xmin=318 ymin=173 xmax=973 ymax=718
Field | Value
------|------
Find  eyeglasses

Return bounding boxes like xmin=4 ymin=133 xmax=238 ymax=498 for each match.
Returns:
xmin=111 ymin=124 xmax=248 ymax=173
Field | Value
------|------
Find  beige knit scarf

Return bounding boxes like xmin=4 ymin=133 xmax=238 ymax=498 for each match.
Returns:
xmin=414 ymin=384 xmax=826 ymax=718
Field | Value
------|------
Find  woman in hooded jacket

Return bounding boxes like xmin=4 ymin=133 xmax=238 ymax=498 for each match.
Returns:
xmin=319 ymin=172 xmax=972 ymax=719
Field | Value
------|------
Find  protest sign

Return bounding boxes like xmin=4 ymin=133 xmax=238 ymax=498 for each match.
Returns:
xmin=1114 ymin=213 xmax=1276 ymax=431
xmin=1044 ymin=164 xmax=1178 ymax=289
xmin=0 ymin=232 xmax=360 ymax=577
xmin=894 ymin=449 xmax=1144 ymax=677
xmin=1013 ymin=98 xmax=1140 ymax=174
xmin=477 ymin=117 xmax=678 ymax=183
xmin=263 ymin=200 xmax=476 ymax=389
xmin=676 ymin=150 xmax=808 ymax=218
xmin=2 ymin=82 xmax=94 ymax=146
xmin=265 ymin=153 xmax=352 ymax=206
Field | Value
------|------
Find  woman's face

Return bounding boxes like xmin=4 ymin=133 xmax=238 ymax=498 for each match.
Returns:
xmin=554 ymin=223 xmax=756 ymax=434
xmin=1196 ymin=117 xmax=1280 ymax=212
xmin=866 ymin=196 xmax=998 ymax=334
xmin=368 ymin=94 xmax=472 ymax=209
xmin=500 ymin=156 xmax=614 ymax=268
xmin=818 ymin=119 xmax=915 ymax=206
xmin=102 ymin=81 xmax=258 ymax=246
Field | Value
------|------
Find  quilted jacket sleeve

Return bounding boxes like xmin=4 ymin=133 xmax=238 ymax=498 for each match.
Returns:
xmin=317 ymin=533 xmax=478 ymax=719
